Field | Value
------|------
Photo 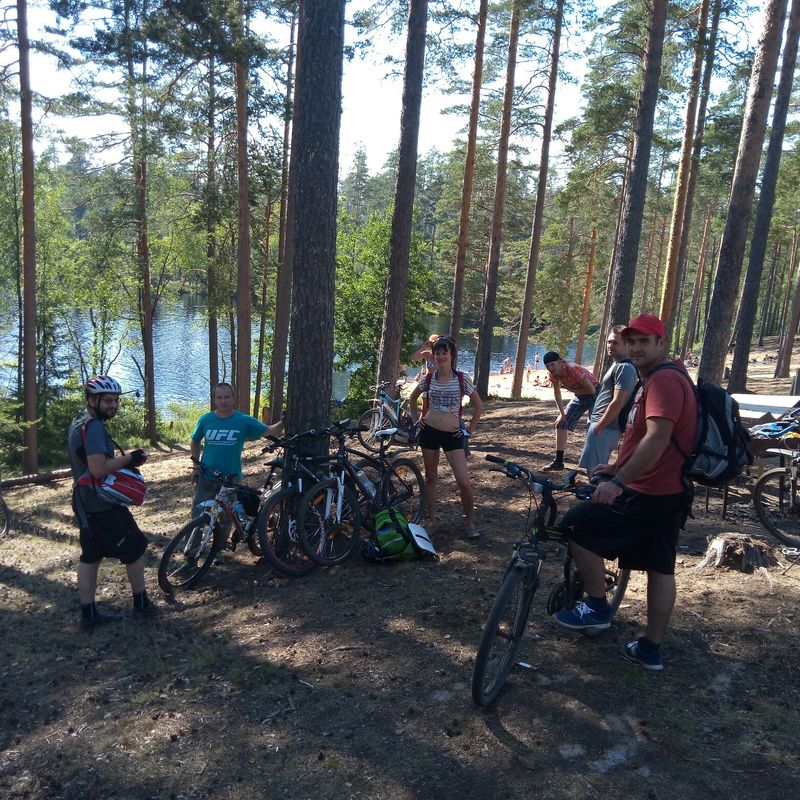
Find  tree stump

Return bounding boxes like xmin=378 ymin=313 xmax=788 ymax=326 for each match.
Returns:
xmin=695 ymin=533 xmax=779 ymax=573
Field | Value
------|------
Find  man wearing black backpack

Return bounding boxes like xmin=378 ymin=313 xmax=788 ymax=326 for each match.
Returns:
xmin=553 ymin=315 xmax=697 ymax=671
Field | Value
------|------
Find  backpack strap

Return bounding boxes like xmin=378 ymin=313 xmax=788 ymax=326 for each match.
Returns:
xmin=420 ymin=370 xmax=467 ymax=418
xmin=640 ymin=362 xmax=695 ymax=459
xmin=77 ymin=415 xmax=126 ymax=491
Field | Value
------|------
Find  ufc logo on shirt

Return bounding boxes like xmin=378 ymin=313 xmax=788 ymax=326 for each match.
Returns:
xmin=205 ymin=429 xmax=240 ymax=443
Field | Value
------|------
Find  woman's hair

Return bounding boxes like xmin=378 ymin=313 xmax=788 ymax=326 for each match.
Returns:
xmin=432 ymin=335 xmax=457 ymax=367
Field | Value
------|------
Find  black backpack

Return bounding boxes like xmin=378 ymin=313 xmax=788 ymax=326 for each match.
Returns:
xmin=635 ymin=363 xmax=752 ymax=487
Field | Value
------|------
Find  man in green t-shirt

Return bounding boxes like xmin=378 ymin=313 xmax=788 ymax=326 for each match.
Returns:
xmin=189 ymin=383 xmax=283 ymax=519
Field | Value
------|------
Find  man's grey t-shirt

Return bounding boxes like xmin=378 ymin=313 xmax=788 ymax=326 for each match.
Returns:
xmin=68 ymin=411 xmax=116 ymax=514
xmin=589 ymin=360 xmax=638 ymax=430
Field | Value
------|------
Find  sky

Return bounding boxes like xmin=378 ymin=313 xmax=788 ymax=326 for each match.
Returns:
xmin=20 ymin=1 xmax=765 ymax=179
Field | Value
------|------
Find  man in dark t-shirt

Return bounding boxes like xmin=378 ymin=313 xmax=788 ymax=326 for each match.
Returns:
xmin=68 ymin=376 xmax=155 ymax=630
xmin=553 ymin=315 xmax=697 ymax=671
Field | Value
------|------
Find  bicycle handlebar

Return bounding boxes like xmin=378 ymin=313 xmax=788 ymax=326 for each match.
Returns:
xmin=485 ymin=454 xmax=578 ymax=492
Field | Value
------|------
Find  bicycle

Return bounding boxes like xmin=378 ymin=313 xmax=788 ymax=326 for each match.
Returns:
xmin=471 ymin=455 xmax=629 ymax=708
xmin=255 ymin=428 xmax=340 ymax=577
xmin=753 ymin=448 xmax=800 ymax=548
xmin=0 ymin=470 xmax=11 ymax=539
xmin=158 ymin=463 xmax=272 ymax=593
xmin=357 ymin=380 xmax=416 ymax=452
xmin=295 ymin=420 xmax=425 ymax=566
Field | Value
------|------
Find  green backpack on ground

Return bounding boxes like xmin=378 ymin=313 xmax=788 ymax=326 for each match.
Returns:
xmin=361 ymin=508 xmax=438 ymax=563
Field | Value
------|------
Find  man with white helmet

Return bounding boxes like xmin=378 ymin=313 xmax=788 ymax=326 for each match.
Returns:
xmin=68 ymin=375 xmax=156 ymax=629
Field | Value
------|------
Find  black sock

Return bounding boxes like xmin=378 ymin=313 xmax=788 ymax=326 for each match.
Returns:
xmin=555 ymin=450 xmax=564 ymax=462
xmin=81 ymin=602 xmax=97 ymax=620
xmin=637 ymin=636 xmax=660 ymax=655
xmin=133 ymin=591 xmax=150 ymax=611
xmin=585 ymin=595 xmax=609 ymax=614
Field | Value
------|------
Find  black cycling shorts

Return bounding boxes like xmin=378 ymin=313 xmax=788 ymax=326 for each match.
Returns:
xmin=560 ymin=489 xmax=686 ymax=575
xmin=79 ymin=505 xmax=148 ymax=565
xmin=419 ymin=424 xmax=464 ymax=453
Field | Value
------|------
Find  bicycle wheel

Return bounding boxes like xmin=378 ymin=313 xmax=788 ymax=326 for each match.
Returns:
xmin=296 ymin=479 xmax=362 ymax=566
xmin=472 ymin=564 xmax=538 ymax=708
xmin=357 ymin=408 xmax=393 ymax=453
xmin=753 ymin=467 xmax=800 ymax=548
xmin=604 ymin=559 xmax=629 ymax=615
xmin=381 ymin=457 xmax=425 ymax=523
xmin=0 ymin=496 xmax=10 ymax=539
xmin=561 ymin=558 xmax=629 ymax=617
xmin=158 ymin=514 xmax=222 ymax=594
xmin=257 ymin=489 xmax=317 ymax=577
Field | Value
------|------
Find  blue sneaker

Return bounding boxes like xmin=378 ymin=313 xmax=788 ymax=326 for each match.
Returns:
xmin=622 ymin=639 xmax=663 ymax=671
xmin=554 ymin=601 xmax=612 ymax=631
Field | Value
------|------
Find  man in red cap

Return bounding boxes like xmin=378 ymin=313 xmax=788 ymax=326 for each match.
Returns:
xmin=553 ymin=314 xmax=697 ymax=671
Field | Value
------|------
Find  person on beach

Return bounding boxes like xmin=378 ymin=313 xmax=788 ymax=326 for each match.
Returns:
xmin=526 ymin=362 xmax=533 ymax=382
xmin=68 ymin=376 xmax=155 ymax=630
xmin=542 ymin=351 xmax=600 ymax=471
xmin=534 ymin=352 xmax=540 ymax=371
xmin=578 ymin=325 xmax=638 ymax=473
xmin=408 ymin=336 xmax=483 ymax=538
xmin=411 ymin=334 xmax=439 ymax=381
xmin=553 ymin=315 xmax=696 ymax=671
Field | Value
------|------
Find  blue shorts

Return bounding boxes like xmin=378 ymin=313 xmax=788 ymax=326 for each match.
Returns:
xmin=578 ymin=424 xmax=623 ymax=471
xmin=557 ymin=393 xmax=596 ymax=431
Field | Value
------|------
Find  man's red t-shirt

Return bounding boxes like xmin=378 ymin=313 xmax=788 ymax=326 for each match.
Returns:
xmin=617 ymin=365 xmax=697 ymax=495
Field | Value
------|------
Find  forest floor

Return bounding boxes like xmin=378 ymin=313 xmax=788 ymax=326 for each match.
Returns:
xmin=1 ymin=339 xmax=799 ymax=800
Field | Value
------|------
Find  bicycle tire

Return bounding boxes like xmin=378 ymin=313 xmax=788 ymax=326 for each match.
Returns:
xmin=158 ymin=514 xmax=221 ymax=594
xmin=605 ymin=560 xmax=629 ymax=614
xmin=563 ymin=558 xmax=629 ymax=617
xmin=381 ymin=457 xmax=425 ymax=523
xmin=296 ymin=479 xmax=362 ymax=566
xmin=357 ymin=408 xmax=394 ymax=453
xmin=753 ymin=467 xmax=800 ymax=548
xmin=0 ymin=496 xmax=10 ymax=539
xmin=472 ymin=564 xmax=538 ymax=708
xmin=256 ymin=489 xmax=317 ymax=577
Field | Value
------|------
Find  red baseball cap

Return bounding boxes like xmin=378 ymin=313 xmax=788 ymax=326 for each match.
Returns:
xmin=622 ymin=314 xmax=665 ymax=339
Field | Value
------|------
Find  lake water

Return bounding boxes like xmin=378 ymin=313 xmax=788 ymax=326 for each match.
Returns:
xmin=0 ymin=295 xmax=596 ymax=413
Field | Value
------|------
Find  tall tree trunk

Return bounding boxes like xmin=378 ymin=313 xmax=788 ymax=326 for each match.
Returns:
xmin=659 ymin=0 xmax=711 ymax=347
xmin=286 ymin=0 xmax=344 ymax=443
xmin=701 ymin=237 xmax=717 ymax=340
xmin=682 ymin=205 xmax=713 ymax=357
xmin=728 ymin=0 xmax=800 ymax=391
xmin=698 ymin=0 xmax=787 ymax=384
xmin=269 ymin=4 xmax=298 ymax=423
xmin=449 ymin=0 xmax=487 ymax=339
xmin=603 ymin=0 xmax=668 ymax=376
xmin=512 ymin=0 xmax=563 ymax=399
xmin=206 ymin=55 xmax=219 ymax=406
xmin=17 ymin=0 xmax=37 ymax=472
xmin=639 ymin=211 xmax=658 ymax=314
xmin=758 ymin=241 xmax=781 ymax=345
xmin=474 ymin=1 xmax=521 ymax=395
xmin=775 ymin=231 xmax=799 ymax=361
xmin=235 ymin=0 xmax=252 ymax=414
xmin=254 ymin=199 xmax=272 ymax=418
xmin=574 ymin=228 xmax=597 ymax=366
xmin=775 ymin=245 xmax=800 ymax=378
xmin=377 ymin=0 xmax=429 ymax=387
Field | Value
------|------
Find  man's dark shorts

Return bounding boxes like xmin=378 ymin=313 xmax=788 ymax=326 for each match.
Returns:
xmin=79 ymin=505 xmax=148 ymax=565
xmin=561 ymin=489 xmax=686 ymax=575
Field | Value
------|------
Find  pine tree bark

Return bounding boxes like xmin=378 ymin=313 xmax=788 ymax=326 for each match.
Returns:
xmin=574 ymin=228 xmax=596 ymax=365
xmin=698 ymin=0 xmax=787 ymax=384
xmin=758 ymin=241 xmax=781 ymax=345
xmin=235 ymin=0 xmax=252 ymax=414
xmin=775 ymin=231 xmax=799 ymax=371
xmin=254 ymin=199 xmax=272 ymax=419
xmin=269 ymin=5 xmax=298 ymax=423
xmin=603 ymin=0 xmax=668 ymax=376
xmin=659 ymin=0 xmax=711 ymax=347
xmin=17 ymin=0 xmax=38 ymax=472
xmin=377 ymin=0 xmax=429 ymax=388
xmin=449 ymin=0 xmax=487 ymax=339
xmin=206 ymin=55 xmax=219 ymax=407
xmin=728 ymin=0 xmax=800 ymax=391
xmin=775 ymin=249 xmax=800 ymax=378
xmin=682 ymin=204 xmax=713 ymax=357
xmin=473 ymin=0 xmax=521 ymax=396
xmin=512 ymin=0 xmax=563 ymax=398
xmin=286 ymin=0 xmax=344 ymax=444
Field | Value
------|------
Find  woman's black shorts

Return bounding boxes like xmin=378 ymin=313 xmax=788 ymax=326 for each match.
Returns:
xmin=560 ymin=489 xmax=687 ymax=575
xmin=418 ymin=423 xmax=464 ymax=453
xmin=79 ymin=505 xmax=148 ymax=565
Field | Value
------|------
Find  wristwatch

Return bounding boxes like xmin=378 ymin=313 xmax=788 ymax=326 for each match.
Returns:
xmin=611 ymin=476 xmax=625 ymax=489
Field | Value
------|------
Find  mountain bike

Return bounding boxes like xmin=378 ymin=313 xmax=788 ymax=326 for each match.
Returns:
xmin=158 ymin=463 xmax=274 ymax=593
xmin=295 ymin=420 xmax=425 ymax=566
xmin=0 ymin=471 xmax=11 ymax=539
xmin=471 ymin=455 xmax=629 ymax=708
xmin=357 ymin=380 xmax=416 ymax=452
xmin=753 ymin=449 xmax=800 ymax=548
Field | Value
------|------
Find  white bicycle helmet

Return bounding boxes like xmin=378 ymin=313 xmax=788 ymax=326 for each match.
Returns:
xmin=85 ymin=375 xmax=122 ymax=395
